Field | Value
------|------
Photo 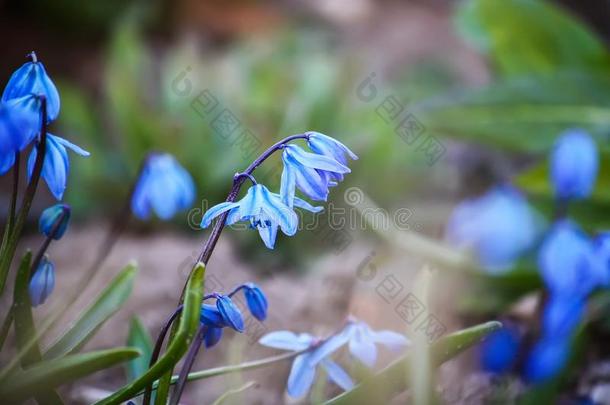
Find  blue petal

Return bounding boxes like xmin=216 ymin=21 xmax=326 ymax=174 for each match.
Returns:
xmin=244 ymin=284 xmax=268 ymax=321
xmin=6 ymin=95 xmax=43 ymax=151
xmin=321 ymin=359 xmax=354 ymax=391
xmin=307 ymin=131 xmax=358 ymax=166
xmin=542 ymin=294 xmax=585 ymax=337
xmin=29 ymin=257 xmax=55 ymax=307
xmin=348 ymin=328 xmax=377 ymax=367
xmin=257 ymin=222 xmax=278 ymax=249
xmin=280 ymin=156 xmax=297 ymax=207
xmin=200 ymin=304 xmax=226 ymax=328
xmin=370 ymin=329 xmax=410 ymax=351
xmin=204 ymin=327 xmax=223 ymax=348
xmin=293 ymin=196 xmax=324 ymax=213
xmin=258 ymin=185 xmax=298 ymax=235
xmin=524 ymin=337 xmax=570 ymax=384
xmin=591 ymin=232 xmax=610 ymax=287
xmin=131 ymin=170 xmax=152 ymax=220
xmin=285 ymin=145 xmax=350 ymax=174
xmin=216 ymin=295 xmax=244 ymax=332
xmin=258 ymin=331 xmax=313 ymax=351
xmin=284 ymin=152 xmax=329 ymax=201
xmin=53 ymin=136 xmax=90 ymax=156
xmin=287 ymin=353 xmax=316 ymax=398
xmin=308 ymin=329 xmax=349 ymax=365
xmin=200 ymin=201 xmax=241 ymax=228
xmin=39 ymin=204 xmax=71 ymax=240
xmin=550 ymin=129 xmax=598 ymax=201
xmin=479 ymin=325 xmax=521 ymax=374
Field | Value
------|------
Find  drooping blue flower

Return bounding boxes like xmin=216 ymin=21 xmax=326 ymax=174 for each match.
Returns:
xmin=542 ymin=294 xmax=585 ymax=338
xmin=550 ymin=129 xmax=598 ymax=201
xmin=590 ymin=232 xmax=610 ymax=288
xmin=29 ymin=256 xmax=55 ymax=307
xmin=204 ymin=326 xmax=223 ymax=348
xmin=280 ymin=144 xmax=351 ymax=204
xmin=201 ymin=184 xmax=298 ymax=249
xmin=215 ymin=294 xmax=244 ymax=332
xmin=39 ymin=203 xmax=71 ymax=240
xmin=524 ymin=337 xmax=570 ymax=384
xmin=2 ymin=52 xmax=60 ymax=123
xmin=242 ymin=283 xmax=268 ymax=321
xmin=27 ymin=133 xmax=90 ymax=200
xmin=538 ymin=220 xmax=597 ymax=296
xmin=259 ymin=331 xmax=354 ymax=398
xmin=479 ymin=324 xmax=521 ymax=374
xmin=0 ymin=95 xmax=43 ymax=174
xmin=131 ymin=153 xmax=196 ymax=220
xmin=199 ymin=300 xmax=244 ymax=348
xmin=306 ymin=131 xmax=358 ymax=178
xmin=445 ymin=185 xmax=541 ymax=273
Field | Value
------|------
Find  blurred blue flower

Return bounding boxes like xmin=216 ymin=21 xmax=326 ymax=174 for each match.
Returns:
xmin=29 ymin=256 xmax=55 ymax=307
xmin=542 ymin=294 xmax=585 ymax=337
xmin=591 ymin=232 xmax=610 ymax=288
xmin=538 ymin=220 xmax=598 ymax=296
xmin=550 ymin=129 xmax=598 ymax=201
xmin=259 ymin=331 xmax=354 ymax=398
xmin=201 ymin=184 xmax=298 ymax=249
xmin=280 ymin=144 xmax=350 ymax=204
xmin=27 ymin=133 xmax=90 ymax=200
xmin=524 ymin=337 xmax=570 ymax=384
xmin=242 ymin=283 xmax=268 ymax=321
xmin=131 ymin=153 xmax=195 ymax=220
xmin=39 ymin=203 xmax=71 ymax=240
xmin=2 ymin=52 xmax=60 ymax=123
xmin=479 ymin=324 xmax=521 ymax=374
xmin=306 ymin=131 xmax=358 ymax=180
xmin=445 ymin=185 xmax=541 ymax=272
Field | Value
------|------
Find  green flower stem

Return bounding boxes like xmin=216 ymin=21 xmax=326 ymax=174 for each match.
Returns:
xmin=0 ymin=98 xmax=48 ymax=295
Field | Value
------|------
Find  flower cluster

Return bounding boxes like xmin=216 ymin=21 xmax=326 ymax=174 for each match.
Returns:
xmin=201 ymin=132 xmax=357 ymax=249
xmin=259 ymin=317 xmax=409 ymax=398
xmin=473 ymin=129 xmax=610 ymax=383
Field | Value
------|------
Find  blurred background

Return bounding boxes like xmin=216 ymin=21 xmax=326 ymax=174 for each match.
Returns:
xmin=2 ymin=0 xmax=610 ymax=403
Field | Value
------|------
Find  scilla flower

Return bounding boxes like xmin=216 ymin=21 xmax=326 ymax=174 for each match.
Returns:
xmin=479 ymin=323 xmax=521 ymax=374
xmin=29 ymin=256 xmax=55 ymax=307
xmin=306 ymin=131 xmax=358 ymax=180
xmin=39 ymin=204 xmax=71 ymax=240
xmin=241 ymin=283 xmax=268 ymax=321
xmin=131 ymin=153 xmax=196 ymax=220
xmin=550 ymin=129 xmax=598 ymax=201
xmin=0 ymin=96 xmax=41 ymax=174
xmin=27 ymin=133 xmax=90 ymax=200
xmin=199 ymin=294 xmax=245 ymax=348
xmin=201 ymin=184 xmax=297 ymax=249
xmin=259 ymin=331 xmax=354 ymax=398
xmin=524 ymin=337 xmax=570 ymax=383
xmin=280 ymin=144 xmax=351 ymax=204
xmin=2 ymin=52 xmax=60 ymax=123
xmin=445 ymin=186 xmax=541 ymax=273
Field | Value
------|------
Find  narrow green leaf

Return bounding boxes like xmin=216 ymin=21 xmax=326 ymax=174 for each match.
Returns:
xmin=94 ymin=262 xmax=206 ymax=405
xmin=126 ymin=316 xmax=154 ymax=382
xmin=0 ymin=347 xmax=141 ymax=403
xmin=12 ymin=251 xmax=64 ymax=405
xmin=44 ymin=263 xmax=137 ymax=359
xmin=324 ymin=321 xmax=502 ymax=405
xmin=211 ymin=381 xmax=257 ymax=405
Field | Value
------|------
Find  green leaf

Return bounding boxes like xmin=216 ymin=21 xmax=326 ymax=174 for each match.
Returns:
xmin=126 ymin=316 xmax=153 ymax=382
xmin=94 ymin=262 xmax=206 ymax=405
xmin=12 ymin=251 xmax=64 ymax=405
xmin=455 ymin=0 xmax=610 ymax=77
xmin=324 ymin=321 xmax=502 ymax=405
xmin=211 ymin=381 xmax=257 ymax=405
xmin=44 ymin=263 xmax=137 ymax=359
xmin=0 ymin=347 xmax=140 ymax=403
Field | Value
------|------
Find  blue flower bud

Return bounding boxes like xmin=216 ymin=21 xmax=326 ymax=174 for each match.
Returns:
xmin=39 ymin=204 xmax=71 ymax=240
xmin=2 ymin=52 xmax=60 ymax=123
xmin=591 ymin=232 xmax=610 ymax=288
xmin=200 ymin=304 xmax=226 ymax=328
xmin=244 ymin=283 xmax=268 ymax=321
xmin=542 ymin=294 xmax=584 ymax=337
xmin=216 ymin=295 xmax=244 ymax=332
xmin=550 ymin=129 xmax=598 ymax=201
xmin=479 ymin=324 xmax=521 ymax=374
xmin=204 ymin=327 xmax=223 ymax=348
xmin=29 ymin=256 xmax=55 ymax=307
xmin=524 ymin=337 xmax=570 ymax=384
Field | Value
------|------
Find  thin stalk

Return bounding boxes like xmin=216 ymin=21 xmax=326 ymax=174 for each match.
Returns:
xmin=0 ymin=97 xmax=47 ymax=294
xmin=1 ymin=152 xmax=21 ymax=253
xmin=168 ymin=324 xmax=206 ymax=405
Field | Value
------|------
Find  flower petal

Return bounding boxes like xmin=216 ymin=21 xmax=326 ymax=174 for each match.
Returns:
xmin=201 ymin=201 xmax=241 ymax=228
xmin=287 ymin=354 xmax=316 ymax=398
xmin=258 ymin=331 xmax=312 ymax=351
xmin=321 ymin=359 xmax=354 ymax=391
xmin=371 ymin=330 xmax=410 ymax=351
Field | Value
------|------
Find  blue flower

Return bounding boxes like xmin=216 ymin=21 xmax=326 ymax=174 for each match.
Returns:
xmin=479 ymin=324 xmax=521 ymax=374
xmin=550 ymin=129 xmax=598 ymax=201
xmin=542 ymin=294 xmax=585 ymax=337
xmin=39 ymin=204 xmax=71 ymax=240
xmin=201 ymin=184 xmax=298 ymax=249
xmin=445 ymin=186 xmax=541 ymax=272
xmin=259 ymin=331 xmax=354 ymax=398
xmin=590 ymin=232 xmax=610 ymax=288
xmin=325 ymin=319 xmax=409 ymax=367
xmin=131 ymin=153 xmax=196 ymax=220
xmin=538 ymin=220 xmax=597 ymax=296
xmin=215 ymin=295 xmax=244 ymax=332
xmin=0 ymin=95 xmax=42 ymax=174
xmin=242 ymin=283 xmax=268 ymax=321
xmin=280 ymin=144 xmax=351 ymax=204
xmin=29 ymin=256 xmax=55 ymax=307
xmin=524 ymin=337 xmax=570 ymax=383
xmin=2 ymin=52 xmax=60 ymax=123
xmin=306 ymin=131 xmax=358 ymax=178
xmin=27 ymin=133 xmax=90 ymax=200
xmin=199 ymin=297 xmax=245 ymax=348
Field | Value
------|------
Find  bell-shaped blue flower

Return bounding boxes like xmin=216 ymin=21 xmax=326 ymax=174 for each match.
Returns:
xmin=0 ymin=95 xmax=42 ymax=174
xmin=2 ymin=52 xmax=60 ymax=123
xmin=204 ymin=327 xmax=223 ymax=348
xmin=306 ymin=131 xmax=358 ymax=176
xmin=524 ymin=337 xmax=570 ymax=384
xmin=550 ymin=129 xmax=598 ymax=201
xmin=29 ymin=256 xmax=55 ymax=307
xmin=479 ymin=324 xmax=521 ymax=374
xmin=201 ymin=184 xmax=298 ymax=249
xmin=39 ymin=203 xmax=71 ymax=240
xmin=542 ymin=294 xmax=585 ymax=337
xmin=27 ymin=133 xmax=90 ymax=200
xmin=590 ymin=232 xmax=610 ymax=288
xmin=215 ymin=295 xmax=244 ymax=332
xmin=280 ymin=144 xmax=350 ymax=204
xmin=243 ymin=283 xmax=268 ymax=321
xmin=445 ymin=185 xmax=541 ymax=273
xmin=131 ymin=153 xmax=196 ymax=220
xmin=538 ymin=220 xmax=597 ymax=296
xmin=259 ymin=331 xmax=354 ymax=398
xmin=200 ymin=304 xmax=227 ymax=348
